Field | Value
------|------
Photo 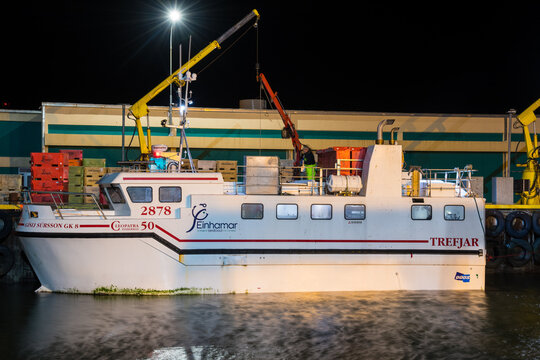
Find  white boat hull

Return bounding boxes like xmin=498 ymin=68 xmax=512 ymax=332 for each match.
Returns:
xmin=20 ymin=234 xmax=485 ymax=293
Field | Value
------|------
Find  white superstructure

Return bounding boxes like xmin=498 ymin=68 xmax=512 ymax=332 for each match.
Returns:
xmin=17 ymin=144 xmax=486 ymax=294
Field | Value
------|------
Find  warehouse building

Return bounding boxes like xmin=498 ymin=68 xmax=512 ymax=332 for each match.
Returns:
xmin=0 ymin=102 xmax=526 ymax=201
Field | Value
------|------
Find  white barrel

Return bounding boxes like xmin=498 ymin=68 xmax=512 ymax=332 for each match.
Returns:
xmin=327 ymin=175 xmax=363 ymax=193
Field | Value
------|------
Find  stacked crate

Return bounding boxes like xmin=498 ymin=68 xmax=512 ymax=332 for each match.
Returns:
xmin=197 ymin=160 xmax=216 ymax=173
xmin=0 ymin=174 xmax=22 ymax=203
xmin=106 ymin=167 xmax=122 ymax=174
xmin=59 ymin=149 xmax=85 ymax=203
xmin=82 ymin=159 xmax=106 ymax=204
xmin=217 ymin=160 xmax=238 ymax=182
xmin=60 ymin=149 xmax=83 ymax=167
xmin=30 ymin=153 xmax=68 ymax=203
xmin=181 ymin=159 xmax=199 ymax=171
xmin=68 ymin=166 xmax=85 ymax=203
xmin=316 ymin=147 xmax=367 ymax=176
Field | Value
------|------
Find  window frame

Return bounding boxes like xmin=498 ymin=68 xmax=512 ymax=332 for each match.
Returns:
xmin=411 ymin=204 xmax=432 ymax=220
xmin=311 ymin=204 xmax=333 ymax=220
xmin=126 ymin=186 xmax=153 ymax=203
xmin=159 ymin=186 xmax=182 ymax=203
xmin=241 ymin=203 xmax=264 ymax=220
xmin=276 ymin=203 xmax=298 ymax=220
xmin=344 ymin=204 xmax=366 ymax=220
xmin=444 ymin=205 xmax=465 ymax=221
xmin=105 ymin=185 xmax=126 ymax=204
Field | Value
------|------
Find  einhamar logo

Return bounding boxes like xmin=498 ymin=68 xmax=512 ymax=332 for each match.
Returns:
xmin=454 ymin=272 xmax=470 ymax=283
xmin=187 ymin=203 xmax=238 ymax=233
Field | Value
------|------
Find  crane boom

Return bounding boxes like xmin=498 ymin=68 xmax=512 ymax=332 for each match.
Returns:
xmin=128 ymin=9 xmax=260 ymax=158
xmin=258 ymin=73 xmax=303 ymax=165
xmin=515 ymin=98 xmax=540 ymax=204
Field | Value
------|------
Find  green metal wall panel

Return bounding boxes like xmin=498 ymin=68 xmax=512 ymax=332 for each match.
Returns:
xmin=0 ymin=121 xmax=41 ymax=156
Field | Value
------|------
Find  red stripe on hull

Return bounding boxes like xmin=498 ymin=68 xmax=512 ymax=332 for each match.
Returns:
xmin=122 ymin=177 xmax=219 ymax=181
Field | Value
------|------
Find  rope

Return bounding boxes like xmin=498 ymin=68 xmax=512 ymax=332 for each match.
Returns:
xmin=197 ymin=24 xmax=256 ymax=75
xmin=472 ymin=194 xmax=485 ymax=235
xmin=256 ymin=23 xmax=262 ymax=155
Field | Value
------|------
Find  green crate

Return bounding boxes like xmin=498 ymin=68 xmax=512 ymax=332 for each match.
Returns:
xmin=68 ymin=175 xmax=84 ymax=186
xmin=68 ymin=166 xmax=84 ymax=176
xmin=68 ymin=183 xmax=83 ymax=192
xmin=68 ymin=194 xmax=84 ymax=204
xmin=82 ymin=158 xmax=106 ymax=167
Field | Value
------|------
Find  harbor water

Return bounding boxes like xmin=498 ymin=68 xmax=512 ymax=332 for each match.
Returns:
xmin=1 ymin=272 xmax=539 ymax=360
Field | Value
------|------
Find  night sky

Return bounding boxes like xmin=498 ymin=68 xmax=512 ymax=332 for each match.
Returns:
xmin=2 ymin=2 xmax=540 ymax=115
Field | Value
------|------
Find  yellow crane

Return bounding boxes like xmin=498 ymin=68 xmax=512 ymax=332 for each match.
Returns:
xmin=128 ymin=9 xmax=260 ymax=160
xmin=515 ymin=98 xmax=540 ymax=204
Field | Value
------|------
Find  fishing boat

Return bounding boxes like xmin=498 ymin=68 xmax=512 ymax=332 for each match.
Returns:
xmin=16 ymin=135 xmax=486 ymax=294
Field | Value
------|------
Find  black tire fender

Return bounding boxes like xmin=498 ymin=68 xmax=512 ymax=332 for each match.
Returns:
xmin=506 ymin=238 xmax=533 ymax=267
xmin=505 ymin=211 xmax=531 ymax=239
xmin=533 ymin=238 xmax=540 ymax=264
xmin=532 ymin=212 xmax=540 ymax=235
xmin=0 ymin=212 xmax=13 ymax=242
xmin=0 ymin=245 xmax=14 ymax=277
xmin=486 ymin=240 xmax=505 ymax=268
xmin=485 ymin=210 xmax=505 ymax=237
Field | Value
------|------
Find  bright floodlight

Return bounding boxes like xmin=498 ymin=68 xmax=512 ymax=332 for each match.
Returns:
xmin=169 ymin=9 xmax=181 ymax=22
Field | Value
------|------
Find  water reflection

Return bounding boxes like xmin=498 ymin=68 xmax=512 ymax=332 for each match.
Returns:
xmin=2 ymin=273 xmax=540 ymax=360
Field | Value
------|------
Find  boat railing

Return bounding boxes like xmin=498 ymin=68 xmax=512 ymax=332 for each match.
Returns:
xmin=21 ymin=190 xmax=108 ymax=219
xmin=223 ymin=162 xmax=365 ymax=196
xmin=402 ymin=166 xmax=477 ymax=197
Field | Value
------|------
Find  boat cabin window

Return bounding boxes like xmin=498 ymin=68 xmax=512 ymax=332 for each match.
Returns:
xmin=159 ymin=187 xmax=182 ymax=203
xmin=105 ymin=185 xmax=125 ymax=204
xmin=311 ymin=204 xmax=332 ymax=220
xmin=444 ymin=205 xmax=465 ymax=221
xmin=126 ymin=187 xmax=152 ymax=203
xmin=344 ymin=204 xmax=365 ymax=220
xmin=241 ymin=203 xmax=264 ymax=219
xmin=276 ymin=204 xmax=298 ymax=220
xmin=411 ymin=205 xmax=432 ymax=220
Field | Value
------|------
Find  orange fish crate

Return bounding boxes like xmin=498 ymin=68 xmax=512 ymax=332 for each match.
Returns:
xmin=68 ymin=159 xmax=83 ymax=166
xmin=316 ymin=147 xmax=367 ymax=176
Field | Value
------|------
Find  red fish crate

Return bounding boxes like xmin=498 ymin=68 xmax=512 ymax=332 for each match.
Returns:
xmin=31 ymin=166 xmax=69 ymax=181
xmin=31 ymin=179 xmax=68 ymax=192
xmin=31 ymin=152 xmax=69 ymax=167
xmin=59 ymin=149 xmax=83 ymax=161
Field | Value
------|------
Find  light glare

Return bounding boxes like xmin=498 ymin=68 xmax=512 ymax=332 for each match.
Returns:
xmin=169 ymin=9 xmax=181 ymax=22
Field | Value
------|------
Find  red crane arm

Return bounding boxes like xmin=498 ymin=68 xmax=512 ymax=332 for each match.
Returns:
xmin=258 ymin=73 xmax=303 ymax=165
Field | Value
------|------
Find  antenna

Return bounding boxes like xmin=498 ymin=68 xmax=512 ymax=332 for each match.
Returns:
xmin=177 ymin=35 xmax=196 ymax=173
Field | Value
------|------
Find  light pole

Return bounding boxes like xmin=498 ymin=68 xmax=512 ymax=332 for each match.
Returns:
xmin=168 ymin=9 xmax=181 ymax=136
